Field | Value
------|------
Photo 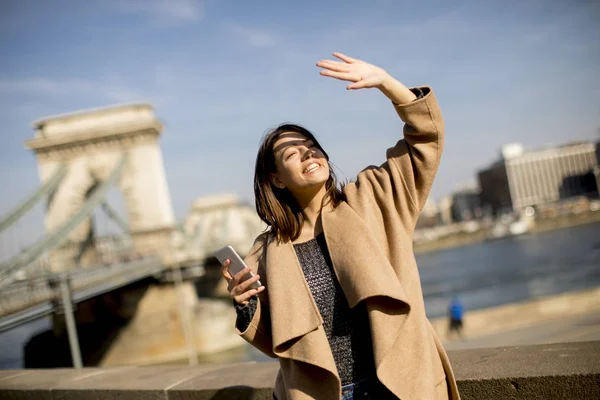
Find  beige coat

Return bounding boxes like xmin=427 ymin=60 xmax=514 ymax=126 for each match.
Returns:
xmin=239 ymin=88 xmax=460 ymax=400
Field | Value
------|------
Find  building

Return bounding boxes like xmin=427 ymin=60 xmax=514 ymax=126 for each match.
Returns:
xmin=478 ymin=142 xmax=599 ymax=214
xmin=451 ymin=187 xmax=483 ymax=222
xmin=478 ymin=161 xmax=513 ymax=215
xmin=181 ymin=193 xmax=266 ymax=260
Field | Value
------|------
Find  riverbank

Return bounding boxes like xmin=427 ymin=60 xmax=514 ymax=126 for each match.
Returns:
xmin=413 ymin=209 xmax=600 ymax=254
xmin=431 ymin=286 xmax=600 ymax=342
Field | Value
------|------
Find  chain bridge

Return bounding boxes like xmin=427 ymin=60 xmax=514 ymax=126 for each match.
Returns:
xmin=0 ymin=103 xmax=265 ymax=368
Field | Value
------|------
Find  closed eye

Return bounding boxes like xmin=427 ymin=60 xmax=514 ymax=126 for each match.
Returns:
xmin=285 ymin=151 xmax=297 ymax=160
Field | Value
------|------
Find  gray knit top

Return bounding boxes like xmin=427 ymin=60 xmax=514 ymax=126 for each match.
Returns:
xmin=234 ymin=233 xmax=375 ymax=386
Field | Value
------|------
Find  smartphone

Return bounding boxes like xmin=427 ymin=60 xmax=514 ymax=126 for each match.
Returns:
xmin=214 ymin=245 xmax=262 ymax=289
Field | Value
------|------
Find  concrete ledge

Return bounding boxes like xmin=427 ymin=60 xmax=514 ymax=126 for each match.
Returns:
xmin=451 ymin=341 xmax=600 ymax=399
xmin=1 ymin=341 xmax=599 ymax=399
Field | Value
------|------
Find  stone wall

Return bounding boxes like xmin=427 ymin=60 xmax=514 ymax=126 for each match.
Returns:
xmin=1 ymin=341 xmax=599 ymax=399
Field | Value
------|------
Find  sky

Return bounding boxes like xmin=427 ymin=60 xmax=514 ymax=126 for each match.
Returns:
xmin=0 ymin=0 xmax=599 ymax=242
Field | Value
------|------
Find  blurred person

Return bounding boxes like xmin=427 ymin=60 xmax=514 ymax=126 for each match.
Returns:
xmin=220 ymin=53 xmax=459 ymax=399
xmin=447 ymin=296 xmax=465 ymax=340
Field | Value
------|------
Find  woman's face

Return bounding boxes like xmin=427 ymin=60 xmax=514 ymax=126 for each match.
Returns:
xmin=272 ymin=132 xmax=330 ymax=195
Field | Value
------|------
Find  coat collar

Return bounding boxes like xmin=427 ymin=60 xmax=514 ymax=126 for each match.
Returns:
xmin=264 ymin=201 xmax=412 ymax=384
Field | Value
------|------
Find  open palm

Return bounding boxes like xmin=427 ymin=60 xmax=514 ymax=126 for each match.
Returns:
xmin=317 ymin=53 xmax=391 ymax=90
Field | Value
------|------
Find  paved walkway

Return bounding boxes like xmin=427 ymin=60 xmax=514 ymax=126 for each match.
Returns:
xmin=443 ymin=310 xmax=600 ymax=351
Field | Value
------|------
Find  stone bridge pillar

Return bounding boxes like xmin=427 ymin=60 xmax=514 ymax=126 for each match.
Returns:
xmin=25 ymin=104 xmax=176 ymax=270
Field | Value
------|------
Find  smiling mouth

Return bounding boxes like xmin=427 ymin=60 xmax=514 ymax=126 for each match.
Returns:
xmin=303 ymin=162 xmax=321 ymax=174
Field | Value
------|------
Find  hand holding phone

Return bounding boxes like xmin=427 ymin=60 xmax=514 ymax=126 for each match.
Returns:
xmin=215 ymin=245 xmax=264 ymax=305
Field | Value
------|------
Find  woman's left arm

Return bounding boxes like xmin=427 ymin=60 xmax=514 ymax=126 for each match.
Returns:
xmin=317 ymin=53 xmax=444 ymax=221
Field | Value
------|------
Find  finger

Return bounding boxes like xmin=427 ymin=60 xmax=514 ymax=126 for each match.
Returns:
xmin=220 ymin=259 xmax=232 ymax=281
xmin=227 ymin=278 xmax=239 ymax=294
xmin=316 ymin=60 xmax=349 ymax=72
xmin=238 ymin=274 xmax=261 ymax=292
xmin=231 ymin=274 xmax=261 ymax=296
xmin=231 ymin=273 xmax=260 ymax=295
xmin=333 ymin=52 xmax=357 ymax=63
xmin=346 ymin=80 xmax=371 ymax=90
xmin=231 ymin=266 xmax=251 ymax=284
xmin=228 ymin=273 xmax=243 ymax=293
xmin=319 ymin=69 xmax=360 ymax=82
xmin=234 ymin=286 xmax=265 ymax=304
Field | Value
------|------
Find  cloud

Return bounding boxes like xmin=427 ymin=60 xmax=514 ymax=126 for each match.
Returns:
xmin=112 ymin=0 xmax=204 ymax=21
xmin=223 ymin=22 xmax=279 ymax=48
xmin=0 ymin=77 xmax=145 ymax=104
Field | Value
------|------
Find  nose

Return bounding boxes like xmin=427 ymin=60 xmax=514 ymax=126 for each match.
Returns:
xmin=301 ymin=147 xmax=315 ymax=161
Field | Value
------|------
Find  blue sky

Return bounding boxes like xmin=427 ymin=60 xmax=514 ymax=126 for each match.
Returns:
xmin=1 ymin=0 xmax=599 ymax=233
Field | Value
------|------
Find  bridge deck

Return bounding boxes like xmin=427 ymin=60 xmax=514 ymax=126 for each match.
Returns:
xmin=0 ymin=257 xmax=165 ymax=332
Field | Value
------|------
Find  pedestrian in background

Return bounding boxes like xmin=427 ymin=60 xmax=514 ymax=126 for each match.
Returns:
xmin=448 ymin=296 xmax=465 ymax=340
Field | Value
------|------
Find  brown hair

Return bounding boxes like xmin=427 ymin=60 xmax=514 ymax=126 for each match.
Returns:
xmin=254 ymin=123 xmax=345 ymax=243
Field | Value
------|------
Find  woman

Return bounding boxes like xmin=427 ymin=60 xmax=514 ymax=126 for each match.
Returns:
xmin=220 ymin=53 xmax=460 ymax=400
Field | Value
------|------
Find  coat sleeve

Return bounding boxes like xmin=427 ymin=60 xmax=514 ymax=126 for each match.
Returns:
xmin=346 ymin=87 xmax=444 ymax=231
xmin=237 ymin=233 xmax=277 ymax=359
xmin=236 ymin=297 xmax=277 ymax=358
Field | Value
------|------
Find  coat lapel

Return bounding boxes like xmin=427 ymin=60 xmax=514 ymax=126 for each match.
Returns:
xmin=323 ymin=202 xmax=416 ymax=398
xmin=265 ymin=238 xmax=322 ymax=347
xmin=321 ymin=202 xmax=410 ymax=309
xmin=264 ymin=237 xmax=339 ymax=380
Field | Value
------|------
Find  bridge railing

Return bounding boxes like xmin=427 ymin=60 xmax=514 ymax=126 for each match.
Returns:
xmin=0 ymin=341 xmax=598 ymax=399
xmin=0 ymin=257 xmax=164 ymax=331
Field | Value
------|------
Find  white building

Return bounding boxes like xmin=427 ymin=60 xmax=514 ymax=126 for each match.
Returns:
xmin=479 ymin=142 xmax=598 ymax=213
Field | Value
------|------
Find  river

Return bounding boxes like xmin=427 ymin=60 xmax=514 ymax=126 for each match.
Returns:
xmin=1 ymin=222 xmax=599 ymax=368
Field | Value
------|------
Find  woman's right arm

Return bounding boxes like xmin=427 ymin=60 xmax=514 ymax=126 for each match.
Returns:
xmin=221 ymin=238 xmax=277 ymax=358
xmin=234 ymin=294 xmax=276 ymax=358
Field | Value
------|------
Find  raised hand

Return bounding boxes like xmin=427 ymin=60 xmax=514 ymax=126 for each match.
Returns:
xmin=316 ymin=52 xmax=391 ymax=90
xmin=317 ymin=52 xmax=417 ymax=104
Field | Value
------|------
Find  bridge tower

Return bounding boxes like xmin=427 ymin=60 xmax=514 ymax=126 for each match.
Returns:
xmin=25 ymin=104 xmax=176 ymax=271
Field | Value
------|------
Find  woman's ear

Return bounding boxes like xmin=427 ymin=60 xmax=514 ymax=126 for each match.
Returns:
xmin=270 ymin=174 xmax=286 ymax=189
